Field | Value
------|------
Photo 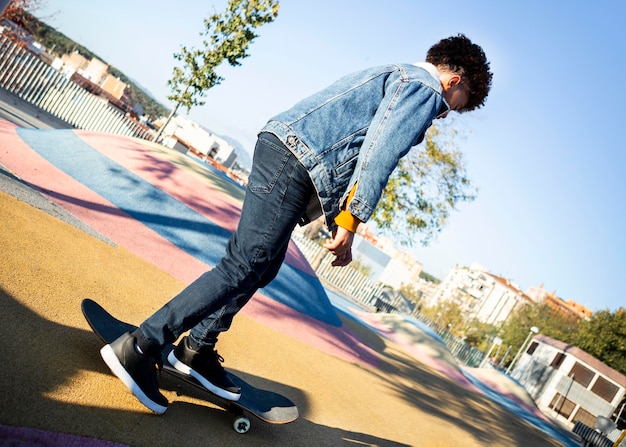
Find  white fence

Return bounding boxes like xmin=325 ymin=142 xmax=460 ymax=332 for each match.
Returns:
xmin=291 ymin=231 xmax=487 ymax=367
xmin=291 ymin=231 xmax=385 ymax=307
xmin=0 ymin=35 xmax=154 ymax=140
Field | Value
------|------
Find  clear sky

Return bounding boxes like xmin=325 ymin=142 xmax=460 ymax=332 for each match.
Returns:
xmin=36 ymin=0 xmax=626 ymax=312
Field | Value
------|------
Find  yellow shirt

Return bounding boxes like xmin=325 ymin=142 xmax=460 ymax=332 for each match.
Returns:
xmin=334 ymin=184 xmax=361 ymax=233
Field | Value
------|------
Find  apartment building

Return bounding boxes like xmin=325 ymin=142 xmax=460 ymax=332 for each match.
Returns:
xmin=159 ymin=115 xmax=237 ymax=169
xmin=427 ymin=263 xmax=533 ymax=325
xmin=526 ymin=284 xmax=592 ymax=320
xmin=351 ymin=227 xmax=423 ymax=290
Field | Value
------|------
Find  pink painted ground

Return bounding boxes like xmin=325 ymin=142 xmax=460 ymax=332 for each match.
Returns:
xmin=0 ymin=120 xmax=378 ymax=368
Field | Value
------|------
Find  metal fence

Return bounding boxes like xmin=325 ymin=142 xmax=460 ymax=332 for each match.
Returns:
xmin=291 ymin=231 xmax=385 ymax=306
xmin=0 ymin=35 xmax=153 ymax=140
xmin=291 ymin=231 xmax=487 ymax=367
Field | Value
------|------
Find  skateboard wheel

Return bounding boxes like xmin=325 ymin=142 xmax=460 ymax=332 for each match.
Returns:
xmin=233 ymin=415 xmax=251 ymax=434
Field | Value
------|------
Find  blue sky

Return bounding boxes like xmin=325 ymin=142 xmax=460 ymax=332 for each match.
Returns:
xmin=36 ymin=1 xmax=626 ymax=312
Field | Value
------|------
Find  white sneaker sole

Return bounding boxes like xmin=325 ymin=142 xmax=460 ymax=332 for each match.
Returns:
xmin=100 ymin=344 xmax=168 ymax=414
xmin=167 ymin=350 xmax=241 ymax=401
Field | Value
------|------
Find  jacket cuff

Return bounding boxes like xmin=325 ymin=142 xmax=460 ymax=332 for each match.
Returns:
xmin=334 ymin=210 xmax=360 ymax=233
xmin=334 ymin=183 xmax=360 ymax=232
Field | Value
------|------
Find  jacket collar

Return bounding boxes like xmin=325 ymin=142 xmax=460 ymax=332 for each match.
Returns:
xmin=413 ymin=62 xmax=440 ymax=83
xmin=414 ymin=62 xmax=450 ymax=115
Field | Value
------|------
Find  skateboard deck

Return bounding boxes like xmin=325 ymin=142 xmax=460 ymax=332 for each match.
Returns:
xmin=81 ymin=298 xmax=298 ymax=433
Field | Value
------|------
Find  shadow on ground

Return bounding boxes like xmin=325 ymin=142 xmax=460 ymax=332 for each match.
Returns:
xmin=0 ymin=286 xmax=415 ymax=447
xmin=0 ymin=166 xmax=569 ymax=447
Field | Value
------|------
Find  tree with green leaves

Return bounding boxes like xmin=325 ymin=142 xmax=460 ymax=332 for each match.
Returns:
xmin=371 ymin=118 xmax=477 ymax=246
xmin=498 ymin=302 xmax=579 ymax=366
xmin=155 ymin=0 xmax=279 ymax=141
xmin=418 ymin=300 xmax=466 ymax=335
xmin=572 ymin=309 xmax=626 ymax=376
xmin=419 ymin=271 xmax=441 ymax=284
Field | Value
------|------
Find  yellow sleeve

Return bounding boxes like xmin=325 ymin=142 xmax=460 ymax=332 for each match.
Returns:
xmin=334 ymin=184 xmax=361 ymax=233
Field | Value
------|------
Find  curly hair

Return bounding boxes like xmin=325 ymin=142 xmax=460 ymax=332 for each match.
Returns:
xmin=426 ymin=34 xmax=493 ymax=112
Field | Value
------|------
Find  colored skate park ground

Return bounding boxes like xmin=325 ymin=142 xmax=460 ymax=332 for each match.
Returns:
xmin=0 ymin=91 xmax=582 ymax=446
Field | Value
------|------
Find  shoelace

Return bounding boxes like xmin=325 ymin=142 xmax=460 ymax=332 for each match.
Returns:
xmin=214 ymin=351 xmax=225 ymax=364
xmin=208 ymin=350 xmax=228 ymax=378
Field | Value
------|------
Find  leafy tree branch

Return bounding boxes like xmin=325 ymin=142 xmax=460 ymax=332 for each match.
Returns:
xmin=156 ymin=0 xmax=279 ymax=140
xmin=372 ymin=118 xmax=477 ymax=246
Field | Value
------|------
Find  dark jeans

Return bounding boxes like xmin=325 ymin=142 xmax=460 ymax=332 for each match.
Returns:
xmin=137 ymin=133 xmax=315 ymax=350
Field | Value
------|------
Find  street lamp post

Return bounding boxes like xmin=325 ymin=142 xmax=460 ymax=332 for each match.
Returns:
xmin=506 ymin=326 xmax=539 ymax=374
xmin=480 ymin=336 xmax=502 ymax=368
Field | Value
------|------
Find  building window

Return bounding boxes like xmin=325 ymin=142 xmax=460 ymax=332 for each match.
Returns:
xmin=569 ymin=362 xmax=595 ymax=388
xmin=550 ymin=352 xmax=566 ymax=369
xmin=591 ymin=376 xmax=619 ymax=403
xmin=526 ymin=341 xmax=538 ymax=355
xmin=549 ymin=393 xmax=576 ymax=418
xmin=574 ymin=407 xmax=596 ymax=427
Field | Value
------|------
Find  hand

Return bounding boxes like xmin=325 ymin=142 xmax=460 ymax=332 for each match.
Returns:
xmin=323 ymin=226 xmax=354 ymax=267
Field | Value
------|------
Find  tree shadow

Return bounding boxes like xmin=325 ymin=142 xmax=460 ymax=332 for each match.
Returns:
xmin=126 ymin=140 xmax=246 ymax=203
xmin=350 ymin=314 xmax=572 ymax=447
xmin=0 ymin=289 xmax=410 ymax=447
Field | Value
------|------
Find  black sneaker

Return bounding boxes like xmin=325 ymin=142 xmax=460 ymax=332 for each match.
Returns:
xmin=100 ymin=332 xmax=168 ymax=414
xmin=167 ymin=336 xmax=242 ymax=401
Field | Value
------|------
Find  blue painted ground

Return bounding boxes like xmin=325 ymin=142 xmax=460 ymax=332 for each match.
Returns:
xmin=17 ymin=128 xmax=341 ymax=327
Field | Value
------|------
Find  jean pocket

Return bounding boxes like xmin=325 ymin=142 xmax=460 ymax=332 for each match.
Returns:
xmin=248 ymin=135 xmax=291 ymax=194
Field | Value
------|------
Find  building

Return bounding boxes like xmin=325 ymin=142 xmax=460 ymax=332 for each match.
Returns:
xmin=526 ymin=284 xmax=592 ymax=320
xmin=350 ymin=226 xmax=423 ymax=290
xmin=159 ymin=115 xmax=237 ymax=169
xmin=428 ymin=263 xmax=533 ymax=325
xmin=60 ymin=51 xmax=89 ymax=74
xmin=82 ymin=57 xmax=108 ymax=84
xmin=411 ymin=277 xmax=440 ymax=305
xmin=511 ymin=334 xmax=626 ymax=428
xmin=377 ymin=250 xmax=423 ymax=290
xmin=58 ymin=52 xmax=129 ymax=103
xmin=99 ymin=74 xmax=127 ymax=101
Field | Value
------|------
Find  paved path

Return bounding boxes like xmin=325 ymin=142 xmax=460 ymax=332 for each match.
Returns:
xmin=0 ymin=91 xmax=579 ymax=446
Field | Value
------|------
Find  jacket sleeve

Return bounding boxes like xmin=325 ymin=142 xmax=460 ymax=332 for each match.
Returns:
xmin=346 ymin=73 xmax=441 ymax=223
xmin=334 ymin=183 xmax=361 ymax=232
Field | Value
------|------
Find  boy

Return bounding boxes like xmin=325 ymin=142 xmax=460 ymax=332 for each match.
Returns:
xmin=100 ymin=33 xmax=492 ymax=414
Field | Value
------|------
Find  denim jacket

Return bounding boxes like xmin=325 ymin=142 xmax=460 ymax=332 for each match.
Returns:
xmin=260 ymin=63 xmax=447 ymax=229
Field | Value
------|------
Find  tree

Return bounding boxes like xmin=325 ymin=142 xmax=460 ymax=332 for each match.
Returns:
xmin=572 ymin=309 xmax=626 ymax=376
xmin=0 ymin=0 xmax=46 ymax=44
xmin=371 ymin=118 xmax=477 ymax=246
xmin=419 ymin=271 xmax=440 ymax=284
xmin=462 ymin=319 xmax=499 ymax=350
xmin=419 ymin=300 xmax=466 ymax=335
xmin=499 ymin=302 xmax=579 ymax=367
xmin=155 ymin=0 xmax=279 ymax=140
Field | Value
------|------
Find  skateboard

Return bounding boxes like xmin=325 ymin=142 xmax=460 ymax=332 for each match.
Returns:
xmin=81 ymin=298 xmax=298 ymax=433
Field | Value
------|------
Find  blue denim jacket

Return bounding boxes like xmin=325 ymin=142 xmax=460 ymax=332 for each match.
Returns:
xmin=260 ymin=63 xmax=447 ymax=229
